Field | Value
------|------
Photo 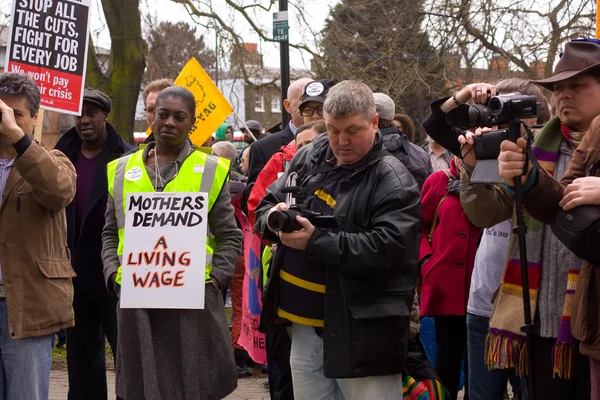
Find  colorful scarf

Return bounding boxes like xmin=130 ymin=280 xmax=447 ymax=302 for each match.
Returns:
xmin=486 ymin=116 xmax=581 ymax=379
xmin=402 ymin=376 xmax=447 ymax=400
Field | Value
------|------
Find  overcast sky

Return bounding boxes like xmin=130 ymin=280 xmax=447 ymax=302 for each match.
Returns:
xmin=89 ymin=0 xmax=334 ymax=71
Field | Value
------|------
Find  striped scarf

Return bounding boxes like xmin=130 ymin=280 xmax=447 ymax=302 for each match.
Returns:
xmin=486 ymin=116 xmax=581 ymax=379
xmin=402 ymin=376 xmax=447 ymax=400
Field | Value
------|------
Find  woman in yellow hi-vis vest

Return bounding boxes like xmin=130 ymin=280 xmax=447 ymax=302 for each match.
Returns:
xmin=101 ymin=86 xmax=243 ymax=400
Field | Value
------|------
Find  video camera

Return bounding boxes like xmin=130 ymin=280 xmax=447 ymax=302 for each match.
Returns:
xmin=445 ymin=93 xmax=540 ymax=160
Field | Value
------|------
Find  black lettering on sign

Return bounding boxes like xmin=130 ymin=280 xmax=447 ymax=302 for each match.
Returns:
xmin=10 ymin=0 xmax=89 ymax=75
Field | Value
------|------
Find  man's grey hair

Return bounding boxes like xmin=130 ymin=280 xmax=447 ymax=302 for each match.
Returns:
xmin=212 ymin=141 xmax=238 ymax=163
xmin=323 ymin=80 xmax=375 ymax=121
xmin=0 ymin=73 xmax=40 ymax=117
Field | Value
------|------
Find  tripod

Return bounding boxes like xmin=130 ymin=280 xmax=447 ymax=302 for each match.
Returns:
xmin=508 ymin=120 xmax=536 ymax=400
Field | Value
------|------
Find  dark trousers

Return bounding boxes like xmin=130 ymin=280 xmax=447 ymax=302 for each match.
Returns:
xmin=528 ymin=334 xmax=590 ymax=399
xmin=66 ymin=292 xmax=118 ymax=400
xmin=434 ymin=315 xmax=468 ymax=400
xmin=266 ymin=325 xmax=294 ymax=400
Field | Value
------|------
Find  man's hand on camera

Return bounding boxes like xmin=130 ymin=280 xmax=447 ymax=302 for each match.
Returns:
xmin=0 ymin=100 xmax=26 ymax=144
xmin=267 ymin=202 xmax=289 ymax=232
xmin=278 ymin=216 xmax=315 ymax=251
xmin=559 ymin=177 xmax=600 ymax=211
xmin=498 ymin=138 xmax=532 ymax=187
xmin=458 ymin=127 xmax=494 ymax=169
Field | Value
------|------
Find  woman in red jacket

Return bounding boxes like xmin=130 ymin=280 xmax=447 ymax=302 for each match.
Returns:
xmin=419 ymin=156 xmax=480 ymax=400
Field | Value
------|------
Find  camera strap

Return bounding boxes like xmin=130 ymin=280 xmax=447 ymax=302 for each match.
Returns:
xmin=523 ymin=126 xmax=542 ymax=174
xmin=301 ymin=150 xmax=390 ymax=195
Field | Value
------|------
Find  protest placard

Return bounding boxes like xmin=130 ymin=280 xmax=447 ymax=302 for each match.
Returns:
xmin=174 ymin=57 xmax=234 ymax=146
xmin=120 ymin=192 xmax=208 ymax=309
xmin=5 ymin=0 xmax=91 ymax=115
xmin=238 ymin=227 xmax=267 ymax=364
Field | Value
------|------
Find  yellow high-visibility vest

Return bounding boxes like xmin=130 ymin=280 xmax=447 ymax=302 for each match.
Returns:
xmin=107 ymin=148 xmax=230 ymax=284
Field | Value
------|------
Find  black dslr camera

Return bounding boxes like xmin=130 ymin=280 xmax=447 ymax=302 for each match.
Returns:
xmin=268 ymin=185 xmax=338 ymax=233
xmin=446 ymin=93 xmax=540 ymax=160
xmin=268 ymin=204 xmax=337 ymax=233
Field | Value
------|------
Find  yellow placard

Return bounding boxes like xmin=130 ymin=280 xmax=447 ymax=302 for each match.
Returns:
xmin=147 ymin=57 xmax=233 ymax=146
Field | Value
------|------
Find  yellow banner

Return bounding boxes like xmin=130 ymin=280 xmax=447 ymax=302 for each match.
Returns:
xmin=597 ymin=0 xmax=600 ymax=39
xmin=171 ymin=57 xmax=233 ymax=146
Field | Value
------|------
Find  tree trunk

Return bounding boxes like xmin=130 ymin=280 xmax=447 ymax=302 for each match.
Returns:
xmin=86 ymin=0 xmax=146 ymax=143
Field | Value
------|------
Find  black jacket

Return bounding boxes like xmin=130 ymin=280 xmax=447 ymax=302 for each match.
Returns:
xmin=55 ymin=123 xmax=133 ymax=295
xmin=255 ymin=132 xmax=421 ymax=378
xmin=242 ymin=123 xmax=294 ymax=214
xmin=247 ymin=124 xmax=294 ymax=185
xmin=380 ymin=126 xmax=432 ymax=189
xmin=422 ymin=97 xmax=463 ymax=157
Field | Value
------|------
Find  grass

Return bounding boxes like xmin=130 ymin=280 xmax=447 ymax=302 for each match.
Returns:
xmin=51 ymin=337 xmax=115 ymax=371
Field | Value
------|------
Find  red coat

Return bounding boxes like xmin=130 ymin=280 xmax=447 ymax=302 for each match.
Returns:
xmin=247 ymin=141 xmax=297 ymax=231
xmin=419 ymin=159 xmax=480 ymax=316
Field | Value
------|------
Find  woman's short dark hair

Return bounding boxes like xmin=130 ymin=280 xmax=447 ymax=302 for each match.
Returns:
xmin=392 ymin=114 xmax=415 ymax=143
xmin=155 ymin=86 xmax=196 ymax=116
xmin=0 ymin=73 xmax=40 ymax=117
xmin=296 ymin=121 xmax=327 ymax=136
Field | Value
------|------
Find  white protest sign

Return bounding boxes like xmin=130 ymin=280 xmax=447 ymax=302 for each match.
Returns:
xmin=5 ymin=0 xmax=92 ymax=115
xmin=120 ymin=192 xmax=208 ymax=309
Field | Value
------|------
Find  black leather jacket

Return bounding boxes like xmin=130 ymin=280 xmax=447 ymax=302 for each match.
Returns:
xmin=255 ymin=131 xmax=421 ymax=378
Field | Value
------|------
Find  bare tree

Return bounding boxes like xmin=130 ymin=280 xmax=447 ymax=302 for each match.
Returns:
xmin=423 ymin=0 xmax=596 ymax=83
xmin=143 ymin=18 xmax=216 ymax=83
xmin=86 ymin=0 xmax=146 ymax=142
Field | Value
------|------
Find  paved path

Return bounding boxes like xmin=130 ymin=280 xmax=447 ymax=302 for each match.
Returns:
xmin=49 ymin=370 xmax=270 ymax=400
xmin=49 ymin=369 xmax=472 ymax=399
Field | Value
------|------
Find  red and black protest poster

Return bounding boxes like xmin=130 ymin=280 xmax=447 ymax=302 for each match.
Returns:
xmin=4 ymin=0 xmax=91 ymax=115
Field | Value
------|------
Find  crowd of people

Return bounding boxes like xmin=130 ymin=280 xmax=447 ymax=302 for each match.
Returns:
xmin=1 ymin=37 xmax=600 ymax=400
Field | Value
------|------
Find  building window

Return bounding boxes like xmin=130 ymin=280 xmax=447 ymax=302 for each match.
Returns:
xmin=271 ymin=97 xmax=281 ymax=113
xmin=254 ymin=93 xmax=265 ymax=112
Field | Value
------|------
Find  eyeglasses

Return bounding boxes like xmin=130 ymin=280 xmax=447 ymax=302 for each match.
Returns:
xmin=301 ymin=106 xmax=324 ymax=117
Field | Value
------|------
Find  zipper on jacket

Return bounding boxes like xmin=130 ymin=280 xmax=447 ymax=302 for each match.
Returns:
xmin=16 ymin=194 xmax=20 ymax=211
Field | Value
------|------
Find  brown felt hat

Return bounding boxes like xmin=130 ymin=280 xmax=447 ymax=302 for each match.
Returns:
xmin=531 ymin=41 xmax=600 ymax=91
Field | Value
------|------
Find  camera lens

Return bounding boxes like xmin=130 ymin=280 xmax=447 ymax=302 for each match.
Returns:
xmin=488 ymin=97 xmax=504 ymax=115
xmin=446 ymin=104 xmax=493 ymax=129
xmin=268 ymin=211 xmax=290 ymax=232
xmin=468 ymin=105 xmax=491 ymax=127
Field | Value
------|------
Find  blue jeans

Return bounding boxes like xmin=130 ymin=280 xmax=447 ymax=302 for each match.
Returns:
xmin=467 ymin=313 xmax=526 ymax=400
xmin=0 ymin=299 xmax=53 ymax=400
xmin=289 ymin=324 xmax=403 ymax=400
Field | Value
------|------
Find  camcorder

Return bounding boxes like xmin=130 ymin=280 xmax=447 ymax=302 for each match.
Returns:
xmin=445 ymin=93 xmax=541 ymax=160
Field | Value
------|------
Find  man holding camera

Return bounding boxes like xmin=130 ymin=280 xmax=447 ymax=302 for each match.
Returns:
xmin=428 ymin=40 xmax=600 ymax=399
xmin=449 ymin=78 xmax=549 ymax=400
xmin=0 ymin=73 xmax=76 ymax=399
xmin=254 ymin=81 xmax=421 ymax=399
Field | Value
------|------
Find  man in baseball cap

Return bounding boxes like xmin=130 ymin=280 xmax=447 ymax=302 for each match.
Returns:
xmin=241 ymin=119 xmax=262 ymax=143
xmin=299 ymin=79 xmax=337 ymax=124
xmin=373 ymin=93 xmax=431 ymax=188
xmin=54 ymin=87 xmax=132 ymax=398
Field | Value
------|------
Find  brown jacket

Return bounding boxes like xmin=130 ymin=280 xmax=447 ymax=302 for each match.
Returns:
xmin=522 ymin=115 xmax=600 ymax=360
xmin=0 ymin=142 xmax=76 ymax=339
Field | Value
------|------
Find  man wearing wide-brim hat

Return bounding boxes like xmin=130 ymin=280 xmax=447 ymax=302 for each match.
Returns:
xmin=491 ymin=39 xmax=600 ymax=399
xmin=530 ymin=39 xmax=600 ymax=132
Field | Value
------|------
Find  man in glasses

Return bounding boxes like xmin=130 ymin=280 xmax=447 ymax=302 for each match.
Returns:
xmin=299 ymin=80 xmax=336 ymax=124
